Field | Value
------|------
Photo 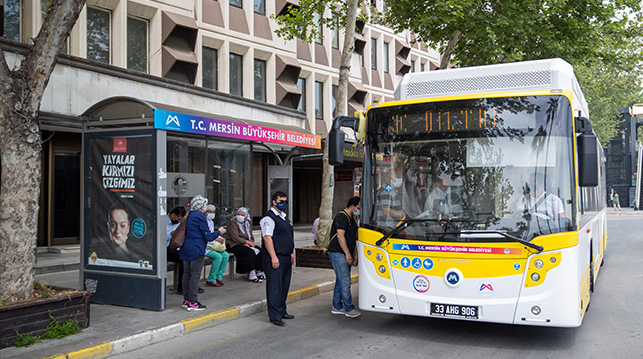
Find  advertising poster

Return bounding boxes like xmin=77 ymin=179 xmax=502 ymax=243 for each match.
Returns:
xmin=85 ymin=133 xmax=156 ymax=273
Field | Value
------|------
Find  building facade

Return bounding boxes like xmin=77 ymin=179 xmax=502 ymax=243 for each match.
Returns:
xmin=1 ymin=0 xmax=439 ymax=247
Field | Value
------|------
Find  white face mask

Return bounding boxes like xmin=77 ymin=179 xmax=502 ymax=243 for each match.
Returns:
xmin=236 ymin=215 xmax=245 ymax=223
xmin=207 ymin=213 xmax=215 ymax=220
xmin=392 ymin=177 xmax=403 ymax=187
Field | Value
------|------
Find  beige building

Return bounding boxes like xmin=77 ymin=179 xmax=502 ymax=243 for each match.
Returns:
xmin=1 ymin=0 xmax=439 ymax=247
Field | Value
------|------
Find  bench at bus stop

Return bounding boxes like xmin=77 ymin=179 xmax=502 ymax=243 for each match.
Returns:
xmin=166 ymin=253 xmax=236 ymax=291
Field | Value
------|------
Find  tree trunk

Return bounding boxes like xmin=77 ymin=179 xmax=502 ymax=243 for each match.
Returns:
xmin=440 ymin=29 xmax=461 ymax=69
xmin=0 ymin=106 xmax=42 ymax=301
xmin=315 ymin=0 xmax=360 ymax=247
xmin=0 ymin=0 xmax=86 ymax=301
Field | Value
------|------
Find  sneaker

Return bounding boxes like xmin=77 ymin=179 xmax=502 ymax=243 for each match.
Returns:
xmin=216 ymin=279 xmax=224 ymax=286
xmin=256 ymin=271 xmax=266 ymax=280
xmin=344 ymin=309 xmax=361 ymax=318
xmin=331 ymin=307 xmax=345 ymax=315
xmin=185 ymin=301 xmax=207 ymax=311
xmin=206 ymin=281 xmax=221 ymax=287
xmin=181 ymin=300 xmax=189 ymax=309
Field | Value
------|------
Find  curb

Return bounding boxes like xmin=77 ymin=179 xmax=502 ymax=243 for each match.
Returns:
xmin=43 ymin=273 xmax=358 ymax=359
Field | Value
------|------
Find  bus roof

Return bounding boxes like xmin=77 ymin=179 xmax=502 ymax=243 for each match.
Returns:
xmin=394 ymin=58 xmax=589 ymax=117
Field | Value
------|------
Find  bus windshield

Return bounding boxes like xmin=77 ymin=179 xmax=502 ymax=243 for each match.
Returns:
xmin=364 ymin=95 xmax=577 ymax=242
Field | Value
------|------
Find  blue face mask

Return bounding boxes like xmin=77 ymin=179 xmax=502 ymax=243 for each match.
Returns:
xmin=276 ymin=201 xmax=288 ymax=211
xmin=353 ymin=209 xmax=361 ymax=217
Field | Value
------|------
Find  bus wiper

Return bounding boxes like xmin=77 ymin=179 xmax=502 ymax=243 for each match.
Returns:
xmin=465 ymin=230 xmax=543 ymax=253
xmin=375 ymin=218 xmax=440 ymax=246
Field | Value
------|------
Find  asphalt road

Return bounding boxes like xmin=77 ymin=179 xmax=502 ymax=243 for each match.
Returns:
xmin=112 ymin=215 xmax=643 ymax=359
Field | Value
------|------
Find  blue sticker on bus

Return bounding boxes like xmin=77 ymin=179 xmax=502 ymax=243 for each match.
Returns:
xmin=514 ymin=263 xmax=521 ymax=270
xmin=423 ymin=258 xmax=434 ymax=270
xmin=412 ymin=258 xmax=422 ymax=269
xmin=400 ymin=257 xmax=411 ymax=268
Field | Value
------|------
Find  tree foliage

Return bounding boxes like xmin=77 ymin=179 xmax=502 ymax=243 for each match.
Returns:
xmin=382 ymin=0 xmax=642 ymax=68
xmin=381 ymin=0 xmax=643 ymax=143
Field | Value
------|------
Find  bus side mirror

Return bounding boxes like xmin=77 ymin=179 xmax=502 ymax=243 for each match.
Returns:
xmin=328 ymin=130 xmax=345 ymax=165
xmin=577 ymin=132 xmax=598 ymax=187
xmin=328 ymin=115 xmax=361 ymax=166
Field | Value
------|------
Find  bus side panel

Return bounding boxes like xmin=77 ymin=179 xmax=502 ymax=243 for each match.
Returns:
xmin=514 ymin=247 xmax=582 ymax=327
xmin=358 ymin=242 xmax=402 ymax=314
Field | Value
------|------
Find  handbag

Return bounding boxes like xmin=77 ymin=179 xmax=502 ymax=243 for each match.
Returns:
xmin=168 ymin=221 xmax=186 ymax=250
xmin=207 ymin=240 xmax=226 ymax=252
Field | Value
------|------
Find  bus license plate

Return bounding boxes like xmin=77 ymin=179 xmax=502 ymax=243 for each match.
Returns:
xmin=430 ymin=303 xmax=479 ymax=319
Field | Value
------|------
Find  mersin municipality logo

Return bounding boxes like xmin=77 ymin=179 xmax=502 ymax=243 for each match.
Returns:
xmin=444 ymin=269 xmax=462 ymax=287
xmin=166 ymin=115 xmax=180 ymax=127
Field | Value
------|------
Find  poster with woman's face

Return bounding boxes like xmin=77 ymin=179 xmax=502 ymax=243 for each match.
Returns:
xmin=84 ymin=133 xmax=156 ymax=273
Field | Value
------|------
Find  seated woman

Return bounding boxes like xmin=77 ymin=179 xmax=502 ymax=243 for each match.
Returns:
xmin=205 ymin=204 xmax=229 ymax=287
xmin=226 ymin=207 xmax=265 ymax=283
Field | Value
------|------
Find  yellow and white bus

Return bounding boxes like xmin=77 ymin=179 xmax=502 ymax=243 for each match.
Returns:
xmin=329 ymin=58 xmax=607 ymax=327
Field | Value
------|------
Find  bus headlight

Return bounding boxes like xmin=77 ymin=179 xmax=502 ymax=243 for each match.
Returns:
xmin=379 ymin=295 xmax=387 ymax=303
xmin=376 ymin=253 xmax=383 ymax=261
xmin=525 ymin=252 xmax=561 ymax=287
xmin=379 ymin=265 xmax=387 ymax=273
xmin=531 ymin=306 xmax=541 ymax=315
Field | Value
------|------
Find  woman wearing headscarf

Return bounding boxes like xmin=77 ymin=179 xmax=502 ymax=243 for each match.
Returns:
xmin=180 ymin=195 xmax=226 ymax=310
xmin=226 ymin=207 xmax=265 ymax=282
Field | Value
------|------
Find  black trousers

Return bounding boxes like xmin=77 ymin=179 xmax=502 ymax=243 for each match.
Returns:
xmin=167 ymin=247 xmax=183 ymax=291
xmin=263 ymin=254 xmax=292 ymax=321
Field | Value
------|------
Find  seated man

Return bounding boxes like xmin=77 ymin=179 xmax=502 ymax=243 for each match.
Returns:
xmin=423 ymin=174 xmax=461 ymax=219
xmin=166 ymin=206 xmax=196 ymax=294
xmin=520 ymin=174 xmax=565 ymax=220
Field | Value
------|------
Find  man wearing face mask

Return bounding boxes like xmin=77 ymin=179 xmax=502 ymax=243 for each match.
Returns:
xmin=328 ymin=197 xmax=361 ymax=318
xmin=166 ymin=206 xmax=186 ymax=293
xmin=204 ymin=205 xmax=230 ymax=287
xmin=260 ymin=191 xmax=295 ymax=326
xmin=376 ymin=165 xmax=406 ymax=227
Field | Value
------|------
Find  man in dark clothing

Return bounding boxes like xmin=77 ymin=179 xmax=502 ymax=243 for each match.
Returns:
xmin=328 ymin=196 xmax=361 ymax=318
xmin=260 ymin=191 xmax=295 ymax=326
xmin=166 ymin=206 xmax=187 ymax=293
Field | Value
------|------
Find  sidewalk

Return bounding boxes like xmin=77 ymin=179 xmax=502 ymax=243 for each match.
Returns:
xmin=2 ymin=227 xmax=338 ymax=359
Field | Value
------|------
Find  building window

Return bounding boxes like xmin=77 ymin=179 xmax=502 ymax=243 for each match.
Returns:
xmin=314 ymin=13 xmax=322 ymax=45
xmin=371 ymin=38 xmax=377 ymax=70
xmin=230 ymin=0 xmax=242 ymax=8
xmin=383 ymin=42 xmax=389 ymax=73
xmin=315 ymin=81 xmax=323 ymax=120
xmin=332 ymin=26 xmax=339 ymax=49
xmin=229 ymin=53 xmax=243 ymax=96
xmin=4 ymin=0 xmax=20 ymax=42
xmin=254 ymin=0 xmax=265 ymax=15
xmin=86 ymin=7 xmax=111 ymax=64
xmin=127 ymin=17 xmax=148 ymax=73
xmin=254 ymin=59 xmax=266 ymax=102
xmin=297 ymin=78 xmax=306 ymax=111
xmin=410 ymin=60 xmax=415 ymax=73
xmin=420 ymin=62 xmax=425 ymax=72
xmin=202 ymin=47 xmax=218 ymax=90
xmin=332 ymin=85 xmax=338 ymax=117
